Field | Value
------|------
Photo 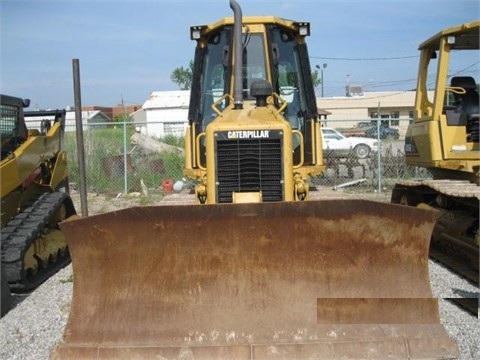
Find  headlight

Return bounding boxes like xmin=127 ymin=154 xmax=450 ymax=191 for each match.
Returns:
xmin=190 ymin=25 xmax=205 ymax=40
xmin=296 ymin=22 xmax=310 ymax=36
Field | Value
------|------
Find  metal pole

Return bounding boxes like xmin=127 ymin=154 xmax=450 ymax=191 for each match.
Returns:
xmin=321 ymin=69 xmax=324 ymax=97
xmin=121 ymin=95 xmax=128 ymax=194
xmin=123 ymin=121 xmax=128 ymax=194
xmin=72 ymin=59 xmax=88 ymax=216
xmin=376 ymin=102 xmax=382 ymax=193
xmin=315 ymin=63 xmax=327 ymax=97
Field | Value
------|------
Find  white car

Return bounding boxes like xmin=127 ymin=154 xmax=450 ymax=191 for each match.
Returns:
xmin=321 ymin=127 xmax=378 ymax=159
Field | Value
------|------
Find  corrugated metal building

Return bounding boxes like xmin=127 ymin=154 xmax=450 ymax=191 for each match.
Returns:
xmin=24 ymin=110 xmax=110 ymax=132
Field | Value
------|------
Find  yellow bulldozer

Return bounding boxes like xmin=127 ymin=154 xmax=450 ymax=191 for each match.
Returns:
xmin=51 ymin=1 xmax=459 ymax=358
xmin=391 ymin=20 xmax=479 ymax=283
xmin=1 ymin=94 xmax=77 ymax=316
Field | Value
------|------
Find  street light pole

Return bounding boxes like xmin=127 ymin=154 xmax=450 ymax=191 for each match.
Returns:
xmin=321 ymin=63 xmax=327 ymax=97
xmin=316 ymin=63 xmax=328 ymax=97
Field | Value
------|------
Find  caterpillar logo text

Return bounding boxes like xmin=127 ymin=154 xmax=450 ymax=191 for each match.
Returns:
xmin=228 ymin=130 xmax=270 ymax=139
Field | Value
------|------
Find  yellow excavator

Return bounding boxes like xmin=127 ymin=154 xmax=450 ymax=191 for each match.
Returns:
xmin=51 ymin=1 xmax=459 ymax=358
xmin=391 ymin=20 xmax=479 ymax=283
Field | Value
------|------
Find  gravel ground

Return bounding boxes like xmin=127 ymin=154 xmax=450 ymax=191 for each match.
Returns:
xmin=1 ymin=189 xmax=479 ymax=360
xmin=1 ymin=260 xmax=478 ymax=360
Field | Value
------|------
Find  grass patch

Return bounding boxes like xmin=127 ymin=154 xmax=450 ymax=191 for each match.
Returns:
xmin=64 ymin=126 xmax=185 ymax=193
xmin=59 ymin=274 xmax=74 ymax=284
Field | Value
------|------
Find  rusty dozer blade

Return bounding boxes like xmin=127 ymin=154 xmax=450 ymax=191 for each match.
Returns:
xmin=51 ymin=200 xmax=459 ymax=359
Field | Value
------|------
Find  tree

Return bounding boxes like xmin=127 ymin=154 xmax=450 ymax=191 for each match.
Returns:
xmin=113 ymin=114 xmax=133 ymax=123
xmin=170 ymin=60 xmax=194 ymax=90
xmin=311 ymin=69 xmax=321 ymax=88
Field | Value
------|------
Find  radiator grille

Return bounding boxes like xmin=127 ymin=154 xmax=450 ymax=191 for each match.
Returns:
xmin=215 ymin=137 xmax=283 ymax=203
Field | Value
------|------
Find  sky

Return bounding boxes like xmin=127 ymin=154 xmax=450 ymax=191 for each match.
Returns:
xmin=1 ymin=0 xmax=479 ymax=109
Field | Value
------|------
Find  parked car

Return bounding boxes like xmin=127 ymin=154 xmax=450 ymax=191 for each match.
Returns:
xmin=356 ymin=121 xmax=374 ymax=128
xmin=365 ymin=125 xmax=400 ymax=140
xmin=338 ymin=122 xmax=374 ymax=137
xmin=321 ymin=127 xmax=378 ymax=159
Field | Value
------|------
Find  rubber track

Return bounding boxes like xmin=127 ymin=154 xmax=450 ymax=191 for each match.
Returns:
xmin=1 ymin=192 xmax=74 ymax=292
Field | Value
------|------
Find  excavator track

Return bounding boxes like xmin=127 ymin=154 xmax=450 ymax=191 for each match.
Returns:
xmin=1 ymin=192 xmax=76 ymax=292
xmin=392 ymin=179 xmax=479 ymax=286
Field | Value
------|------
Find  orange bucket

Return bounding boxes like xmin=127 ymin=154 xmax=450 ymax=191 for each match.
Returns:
xmin=161 ymin=178 xmax=174 ymax=192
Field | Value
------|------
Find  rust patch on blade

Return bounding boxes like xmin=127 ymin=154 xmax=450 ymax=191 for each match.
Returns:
xmin=317 ymin=298 xmax=440 ymax=324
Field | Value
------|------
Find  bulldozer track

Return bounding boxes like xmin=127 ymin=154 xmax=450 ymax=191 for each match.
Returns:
xmin=429 ymin=241 xmax=479 ymax=287
xmin=446 ymin=298 xmax=479 ymax=317
xmin=430 ymin=244 xmax=479 ymax=317
xmin=1 ymin=192 xmax=74 ymax=292
xmin=391 ymin=180 xmax=479 ymax=295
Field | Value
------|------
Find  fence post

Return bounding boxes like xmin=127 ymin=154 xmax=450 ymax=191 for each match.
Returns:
xmin=72 ymin=59 xmax=88 ymax=216
xmin=376 ymin=102 xmax=382 ymax=193
xmin=123 ymin=120 xmax=128 ymax=194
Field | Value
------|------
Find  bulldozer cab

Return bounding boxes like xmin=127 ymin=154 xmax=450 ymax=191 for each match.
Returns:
xmin=447 ymin=76 xmax=479 ymax=130
xmin=406 ymin=20 xmax=479 ymax=179
xmin=185 ymin=7 xmax=324 ymax=204
xmin=189 ymin=19 xmax=314 ymax=133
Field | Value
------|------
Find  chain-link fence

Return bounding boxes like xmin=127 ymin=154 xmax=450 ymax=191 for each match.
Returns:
xmin=63 ymin=121 xmax=184 ymax=195
xmin=62 ymin=119 xmax=432 ymax=196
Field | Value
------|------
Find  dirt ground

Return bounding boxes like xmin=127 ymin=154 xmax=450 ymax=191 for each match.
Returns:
xmin=69 ymin=184 xmax=391 ymax=217
xmin=69 ymin=189 xmax=196 ymax=216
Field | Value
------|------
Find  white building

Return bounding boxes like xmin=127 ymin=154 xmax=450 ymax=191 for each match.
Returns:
xmin=24 ymin=110 xmax=110 ymax=132
xmin=317 ymin=90 xmax=434 ymax=135
xmin=136 ymin=91 xmax=190 ymax=138
xmin=65 ymin=111 xmax=110 ymax=131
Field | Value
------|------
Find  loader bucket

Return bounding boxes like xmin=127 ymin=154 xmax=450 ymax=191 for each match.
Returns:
xmin=51 ymin=200 xmax=459 ymax=360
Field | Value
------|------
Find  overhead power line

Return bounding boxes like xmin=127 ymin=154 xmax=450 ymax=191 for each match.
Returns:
xmin=310 ymin=55 xmax=418 ymax=61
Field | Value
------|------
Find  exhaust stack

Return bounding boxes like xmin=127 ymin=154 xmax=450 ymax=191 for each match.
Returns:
xmin=230 ymin=0 xmax=243 ymax=109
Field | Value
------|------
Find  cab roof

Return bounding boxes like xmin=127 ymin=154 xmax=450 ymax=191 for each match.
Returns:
xmin=195 ymin=16 xmax=307 ymax=37
xmin=418 ymin=20 xmax=479 ymax=51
